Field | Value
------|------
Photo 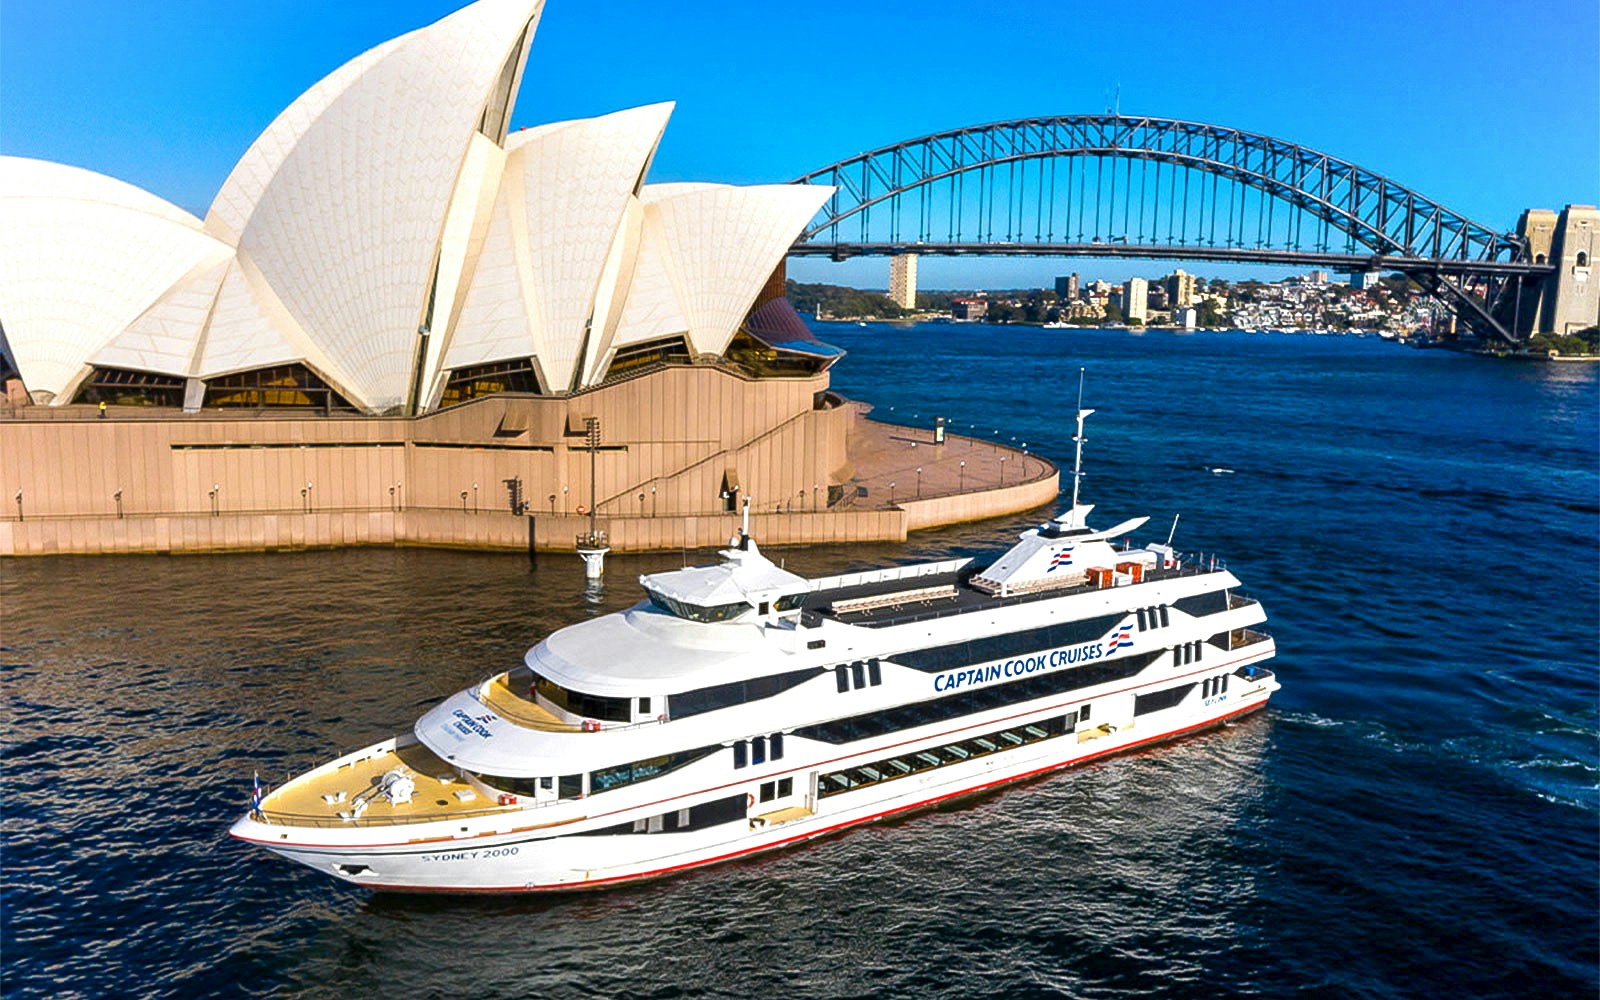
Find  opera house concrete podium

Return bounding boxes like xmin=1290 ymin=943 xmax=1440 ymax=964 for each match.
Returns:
xmin=0 ymin=0 xmax=1054 ymax=557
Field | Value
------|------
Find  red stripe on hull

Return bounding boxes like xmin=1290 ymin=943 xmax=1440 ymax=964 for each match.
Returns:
xmin=355 ymin=699 xmax=1270 ymax=894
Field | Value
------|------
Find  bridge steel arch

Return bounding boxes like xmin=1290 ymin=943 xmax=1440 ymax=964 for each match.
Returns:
xmin=789 ymin=116 xmax=1551 ymax=343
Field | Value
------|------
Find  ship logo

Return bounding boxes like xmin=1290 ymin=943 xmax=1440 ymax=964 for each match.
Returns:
xmin=1046 ymin=548 xmax=1074 ymax=573
xmin=1108 ymin=624 xmax=1134 ymax=650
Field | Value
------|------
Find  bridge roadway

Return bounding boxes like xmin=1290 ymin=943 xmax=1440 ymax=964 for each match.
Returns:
xmin=789 ymin=241 xmax=1555 ymax=279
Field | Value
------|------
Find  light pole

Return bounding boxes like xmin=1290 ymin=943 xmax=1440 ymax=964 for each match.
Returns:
xmin=959 ymin=460 xmax=966 ymax=492
xmin=562 ymin=484 xmax=569 ymax=515
xmin=114 ymin=489 xmax=123 ymax=519
xmin=916 ymin=467 xmax=923 ymax=498
xmin=14 ymin=489 xmax=22 ymax=521
xmin=813 ymin=483 xmax=819 ymax=511
xmin=472 ymin=482 xmax=479 ymax=514
xmin=303 ymin=482 xmax=313 ymax=513
xmin=888 ymin=481 xmax=896 ymax=504
xmin=209 ymin=483 xmax=220 ymax=516
xmin=638 ymin=491 xmax=645 ymax=514
xmin=388 ymin=485 xmax=396 ymax=511
xmin=548 ymin=493 xmax=556 ymax=515
xmin=460 ymin=491 xmax=468 ymax=512
xmin=651 ymin=485 xmax=657 ymax=516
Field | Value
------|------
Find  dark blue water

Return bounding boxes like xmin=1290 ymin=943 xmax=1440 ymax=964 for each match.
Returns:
xmin=3 ymin=328 xmax=1596 ymax=999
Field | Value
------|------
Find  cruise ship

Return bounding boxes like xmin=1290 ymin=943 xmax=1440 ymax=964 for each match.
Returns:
xmin=230 ymin=403 xmax=1278 ymax=892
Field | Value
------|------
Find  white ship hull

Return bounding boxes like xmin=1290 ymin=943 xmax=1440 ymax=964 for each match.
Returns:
xmin=232 ymin=644 xmax=1276 ymax=892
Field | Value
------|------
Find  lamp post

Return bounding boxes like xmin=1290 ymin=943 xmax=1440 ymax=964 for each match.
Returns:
xmin=14 ymin=489 xmax=22 ymax=521
xmin=472 ymin=482 xmax=479 ymax=514
xmin=548 ymin=493 xmax=556 ymax=515
xmin=562 ymin=484 xmax=569 ymax=515
xmin=114 ymin=489 xmax=123 ymax=519
xmin=916 ymin=467 xmax=923 ymax=498
xmin=302 ymin=482 xmax=313 ymax=513
xmin=209 ymin=483 xmax=220 ymax=516
xmin=888 ymin=481 xmax=895 ymax=504
xmin=651 ymin=485 xmax=657 ymax=517
xmin=388 ymin=485 xmax=396 ymax=511
xmin=959 ymin=460 xmax=966 ymax=492
xmin=460 ymin=490 xmax=468 ymax=512
xmin=638 ymin=492 xmax=645 ymax=514
xmin=813 ymin=483 xmax=819 ymax=511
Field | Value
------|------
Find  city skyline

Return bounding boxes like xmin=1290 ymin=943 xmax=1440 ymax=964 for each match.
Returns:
xmin=3 ymin=0 xmax=1596 ymax=290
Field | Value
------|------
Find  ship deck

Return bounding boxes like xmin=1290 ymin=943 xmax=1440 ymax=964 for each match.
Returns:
xmin=258 ymin=740 xmax=511 ymax=828
xmin=804 ymin=561 xmax=1214 ymax=629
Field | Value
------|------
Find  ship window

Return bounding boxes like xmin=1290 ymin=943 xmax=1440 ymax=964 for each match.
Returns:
xmin=774 ymin=594 xmax=807 ymax=612
xmin=559 ymin=774 xmax=583 ymax=799
xmin=1221 ymin=674 xmax=1228 ymax=693
xmin=1136 ymin=608 xmax=1147 ymax=631
xmin=647 ymin=590 xmax=752 ymax=623
xmin=868 ymin=659 xmax=882 ymax=686
xmin=1135 ymin=683 xmax=1196 ymax=716
xmin=532 ymin=673 xmax=632 ymax=723
xmin=808 ymin=639 xmax=827 ymax=650
xmin=672 ymin=667 xmax=826 ymax=719
xmin=1159 ymin=606 xmax=1170 ymax=628
xmin=836 ymin=665 xmax=850 ymax=693
xmin=1081 ymin=704 xmax=1092 ymax=721
xmin=760 ymin=781 xmax=776 ymax=803
xmin=470 ymin=772 xmax=544 ymax=797
xmin=540 ymin=776 xmax=553 ymax=791
xmin=589 ymin=745 xmax=719 ymax=795
xmin=752 ymin=736 xmax=767 ymax=765
xmin=778 ymin=777 xmax=793 ymax=797
xmin=638 ymin=697 xmax=651 ymax=716
xmin=793 ymin=654 xmax=1155 ymax=746
xmin=1172 ymin=591 xmax=1228 ymax=618
xmin=892 ymin=613 xmax=1123 ymax=673
xmin=579 ymin=794 xmax=748 ymax=836
xmin=770 ymin=733 xmax=785 ymax=760
xmin=817 ymin=714 xmax=1075 ymax=799
xmin=851 ymin=661 xmax=866 ymax=689
xmin=733 ymin=742 xmax=748 ymax=768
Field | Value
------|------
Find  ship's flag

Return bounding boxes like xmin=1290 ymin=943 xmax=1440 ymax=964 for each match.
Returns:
xmin=252 ymin=772 xmax=264 ymax=811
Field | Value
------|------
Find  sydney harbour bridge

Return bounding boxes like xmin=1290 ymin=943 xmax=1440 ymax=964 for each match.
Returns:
xmin=788 ymin=115 xmax=1563 ymax=345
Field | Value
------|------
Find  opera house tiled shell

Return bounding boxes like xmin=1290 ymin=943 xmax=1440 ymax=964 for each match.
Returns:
xmin=0 ymin=0 xmax=835 ymax=413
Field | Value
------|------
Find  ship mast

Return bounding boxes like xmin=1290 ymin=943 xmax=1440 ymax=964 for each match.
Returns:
xmin=1069 ymin=368 xmax=1094 ymax=511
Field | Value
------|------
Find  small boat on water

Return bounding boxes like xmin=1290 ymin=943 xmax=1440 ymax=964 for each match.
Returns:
xmin=231 ymin=381 xmax=1279 ymax=892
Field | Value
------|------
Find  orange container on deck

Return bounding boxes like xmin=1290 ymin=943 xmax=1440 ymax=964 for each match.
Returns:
xmin=1116 ymin=561 xmax=1144 ymax=584
xmin=1087 ymin=567 xmax=1114 ymax=588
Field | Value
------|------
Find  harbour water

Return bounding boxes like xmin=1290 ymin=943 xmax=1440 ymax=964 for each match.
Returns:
xmin=3 ymin=327 xmax=1596 ymax=998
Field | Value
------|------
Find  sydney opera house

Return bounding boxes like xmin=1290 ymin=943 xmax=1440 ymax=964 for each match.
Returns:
xmin=0 ymin=0 xmax=1054 ymax=556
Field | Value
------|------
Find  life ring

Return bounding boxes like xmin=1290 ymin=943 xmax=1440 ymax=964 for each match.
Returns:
xmin=576 ymin=504 xmax=588 ymax=515
xmin=746 ymin=792 xmax=755 ymax=810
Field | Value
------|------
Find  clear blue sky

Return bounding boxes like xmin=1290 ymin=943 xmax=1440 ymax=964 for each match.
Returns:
xmin=3 ymin=0 xmax=1595 ymax=289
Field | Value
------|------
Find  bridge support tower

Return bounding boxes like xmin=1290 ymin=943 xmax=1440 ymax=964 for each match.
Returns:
xmin=1516 ymin=205 xmax=1600 ymax=337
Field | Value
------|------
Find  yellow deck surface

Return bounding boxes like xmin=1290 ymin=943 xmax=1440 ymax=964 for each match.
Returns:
xmin=479 ymin=671 xmax=575 ymax=731
xmin=261 ymin=741 xmax=508 ymax=827
xmin=753 ymin=805 xmax=813 ymax=827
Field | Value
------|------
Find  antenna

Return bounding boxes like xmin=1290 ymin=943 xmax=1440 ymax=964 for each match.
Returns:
xmin=1165 ymin=513 xmax=1181 ymax=547
xmin=1070 ymin=368 xmax=1094 ymax=509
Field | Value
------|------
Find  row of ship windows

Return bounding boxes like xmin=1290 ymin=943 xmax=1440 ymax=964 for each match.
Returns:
xmin=1136 ymin=605 xmax=1171 ymax=631
xmin=488 ymin=664 xmax=1242 ymax=805
xmin=817 ymin=713 xmax=1077 ymax=798
xmin=794 ymin=652 xmax=1160 ymax=745
xmin=540 ymin=591 xmax=1236 ymax=725
xmin=732 ymin=733 xmax=786 ymax=768
xmin=578 ymin=794 xmax=748 ymax=837
xmin=837 ymin=659 xmax=883 ymax=692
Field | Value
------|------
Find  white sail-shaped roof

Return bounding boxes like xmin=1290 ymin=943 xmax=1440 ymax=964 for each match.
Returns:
xmin=446 ymin=102 xmax=672 ymax=393
xmin=0 ymin=157 xmax=231 ymax=401
xmin=1 ymin=1 xmax=837 ymax=412
xmin=640 ymin=183 xmax=834 ymax=356
xmin=214 ymin=0 xmax=543 ymax=410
